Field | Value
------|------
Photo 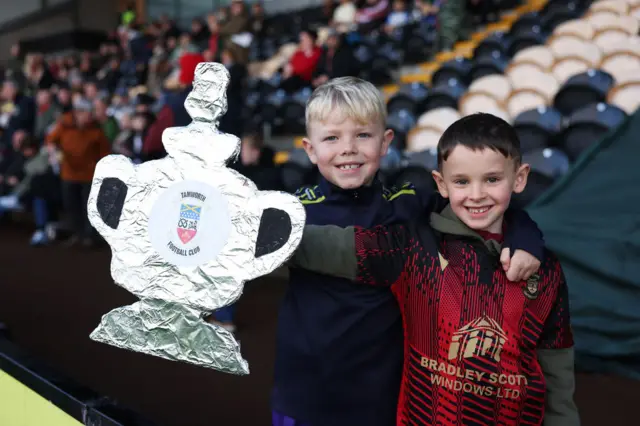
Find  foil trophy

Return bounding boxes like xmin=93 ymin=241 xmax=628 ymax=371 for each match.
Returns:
xmin=86 ymin=63 xmax=305 ymax=374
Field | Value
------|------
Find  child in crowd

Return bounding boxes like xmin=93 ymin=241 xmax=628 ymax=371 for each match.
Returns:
xmin=291 ymin=113 xmax=579 ymax=426
xmin=272 ymin=78 xmax=545 ymax=426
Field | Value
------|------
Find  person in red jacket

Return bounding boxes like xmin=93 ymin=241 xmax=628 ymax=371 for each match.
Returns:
xmin=280 ymin=29 xmax=322 ymax=93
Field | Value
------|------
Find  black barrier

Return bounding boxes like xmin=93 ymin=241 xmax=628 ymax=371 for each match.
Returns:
xmin=0 ymin=334 xmax=155 ymax=425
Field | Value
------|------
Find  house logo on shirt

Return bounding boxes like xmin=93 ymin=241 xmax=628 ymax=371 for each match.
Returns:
xmin=448 ymin=316 xmax=507 ymax=362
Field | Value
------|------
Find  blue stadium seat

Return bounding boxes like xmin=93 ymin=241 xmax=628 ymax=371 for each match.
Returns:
xmin=379 ymin=146 xmax=404 ymax=185
xmin=541 ymin=1 xmax=584 ymax=32
xmin=422 ymin=78 xmax=467 ymax=113
xmin=406 ymin=148 xmax=438 ymax=171
xmin=474 ymin=32 xmax=511 ymax=60
xmin=469 ymin=51 xmax=508 ymax=82
xmin=387 ymin=82 xmax=429 ymax=116
xmin=387 ymin=109 xmax=418 ymax=150
xmin=514 ymin=107 xmax=563 ymax=153
xmin=509 ymin=13 xmax=543 ymax=38
xmin=507 ymin=27 xmax=547 ymax=56
xmin=511 ymin=170 xmax=555 ymax=208
xmin=524 ymin=147 xmax=571 ymax=179
xmin=553 ymin=69 xmax=614 ymax=116
xmin=560 ymin=103 xmax=627 ymax=161
xmin=431 ymin=57 xmax=473 ymax=87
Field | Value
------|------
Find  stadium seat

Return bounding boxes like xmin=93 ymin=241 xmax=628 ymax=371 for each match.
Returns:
xmin=506 ymin=88 xmax=548 ymax=119
xmin=553 ymin=69 xmax=614 ymax=116
xmin=507 ymin=27 xmax=547 ymax=56
xmin=387 ymin=109 xmax=418 ymax=150
xmin=395 ymin=150 xmax=438 ymax=192
xmin=599 ymin=51 xmax=640 ymax=82
xmin=514 ymin=106 xmax=563 ymax=153
xmin=406 ymin=125 xmax=442 ymax=152
xmin=560 ymin=102 xmax=627 ymax=160
xmin=405 ymin=148 xmax=439 ymax=171
xmin=508 ymin=67 xmax=559 ymax=104
xmin=422 ymin=78 xmax=467 ymax=113
xmin=281 ymin=87 xmax=312 ymax=134
xmin=607 ymin=81 xmax=640 ymax=114
xmin=469 ymin=52 xmax=509 ymax=81
xmin=460 ymin=90 xmax=503 ymax=116
xmin=387 ymin=82 xmax=430 ymax=116
xmin=279 ymin=148 xmax=314 ymax=193
xmin=417 ymin=107 xmax=461 ymax=130
xmin=468 ymin=74 xmax=512 ymax=104
xmin=509 ymin=12 xmax=543 ymax=38
xmin=551 ymin=56 xmax=592 ymax=84
xmin=512 ymin=45 xmax=555 ymax=71
xmin=363 ymin=54 xmax=394 ymax=85
xmin=379 ymin=146 xmax=404 ymax=184
xmin=510 ymin=169 xmax=555 ymax=208
xmin=473 ymin=32 xmax=511 ymax=61
xmin=541 ymin=1 xmax=582 ymax=32
xmin=431 ymin=57 xmax=473 ymax=87
xmin=524 ymin=147 xmax=571 ymax=179
xmin=552 ymin=18 xmax=595 ymax=40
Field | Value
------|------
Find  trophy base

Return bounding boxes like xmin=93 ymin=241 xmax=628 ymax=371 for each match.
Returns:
xmin=90 ymin=298 xmax=249 ymax=375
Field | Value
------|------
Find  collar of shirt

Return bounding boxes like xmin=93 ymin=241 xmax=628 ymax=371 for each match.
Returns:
xmin=318 ymin=174 xmax=383 ymax=204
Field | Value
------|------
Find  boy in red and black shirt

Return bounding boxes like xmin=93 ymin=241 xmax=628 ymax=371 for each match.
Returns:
xmin=291 ymin=113 xmax=579 ymax=426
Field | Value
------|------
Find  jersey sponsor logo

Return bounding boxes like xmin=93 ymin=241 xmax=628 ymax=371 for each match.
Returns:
xmin=448 ymin=316 xmax=506 ymax=362
xmin=421 ymin=316 xmax=527 ymax=400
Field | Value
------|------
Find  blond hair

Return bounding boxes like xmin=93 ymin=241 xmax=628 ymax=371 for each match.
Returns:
xmin=305 ymin=77 xmax=387 ymax=133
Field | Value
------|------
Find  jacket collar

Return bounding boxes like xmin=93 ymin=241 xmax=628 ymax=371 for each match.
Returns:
xmin=318 ymin=174 xmax=383 ymax=204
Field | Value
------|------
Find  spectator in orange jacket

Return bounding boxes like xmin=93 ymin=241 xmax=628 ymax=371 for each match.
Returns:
xmin=46 ymin=98 xmax=110 ymax=247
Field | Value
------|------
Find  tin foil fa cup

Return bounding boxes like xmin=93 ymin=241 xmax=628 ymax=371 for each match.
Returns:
xmin=86 ymin=62 xmax=306 ymax=374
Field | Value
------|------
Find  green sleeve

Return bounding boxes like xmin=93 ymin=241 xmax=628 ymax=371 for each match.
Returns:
xmin=103 ymin=119 xmax=120 ymax=144
xmin=538 ymin=348 xmax=581 ymax=426
xmin=289 ymin=225 xmax=357 ymax=280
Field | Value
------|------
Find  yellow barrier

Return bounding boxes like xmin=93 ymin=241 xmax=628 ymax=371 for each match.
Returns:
xmin=0 ymin=370 xmax=83 ymax=426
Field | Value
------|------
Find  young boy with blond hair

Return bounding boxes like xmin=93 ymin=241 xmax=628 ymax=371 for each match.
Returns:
xmin=272 ymin=78 xmax=545 ymax=426
xmin=291 ymin=113 xmax=579 ymax=426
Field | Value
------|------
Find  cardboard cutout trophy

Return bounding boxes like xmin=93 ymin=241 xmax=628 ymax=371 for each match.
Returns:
xmin=86 ymin=63 xmax=305 ymax=375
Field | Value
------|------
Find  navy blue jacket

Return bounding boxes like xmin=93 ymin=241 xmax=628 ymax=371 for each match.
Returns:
xmin=272 ymin=176 xmax=543 ymax=426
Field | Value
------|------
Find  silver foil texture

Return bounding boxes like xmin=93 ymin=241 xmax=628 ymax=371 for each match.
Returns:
xmin=87 ymin=62 xmax=306 ymax=374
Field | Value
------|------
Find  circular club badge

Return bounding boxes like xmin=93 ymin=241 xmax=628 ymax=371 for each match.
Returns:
xmin=148 ymin=180 xmax=231 ymax=267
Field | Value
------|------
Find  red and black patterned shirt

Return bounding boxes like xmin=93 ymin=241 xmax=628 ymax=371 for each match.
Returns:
xmin=353 ymin=223 xmax=573 ymax=426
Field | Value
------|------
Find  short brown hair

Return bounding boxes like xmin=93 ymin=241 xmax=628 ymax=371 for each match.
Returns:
xmin=437 ymin=113 xmax=521 ymax=168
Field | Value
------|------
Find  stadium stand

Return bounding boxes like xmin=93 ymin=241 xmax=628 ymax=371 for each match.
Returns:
xmin=277 ymin=0 xmax=640 ymax=207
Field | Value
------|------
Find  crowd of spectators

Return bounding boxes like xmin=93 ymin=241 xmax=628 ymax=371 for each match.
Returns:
xmin=0 ymin=0 xmax=468 ymax=247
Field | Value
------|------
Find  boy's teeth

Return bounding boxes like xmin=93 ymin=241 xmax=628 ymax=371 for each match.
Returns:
xmin=339 ymin=164 xmax=360 ymax=170
xmin=469 ymin=207 xmax=490 ymax=213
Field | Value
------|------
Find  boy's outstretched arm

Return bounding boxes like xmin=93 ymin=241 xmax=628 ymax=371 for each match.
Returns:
xmin=289 ymin=223 xmax=416 ymax=286
xmin=538 ymin=269 xmax=580 ymax=426
xmin=503 ymin=208 xmax=545 ymax=281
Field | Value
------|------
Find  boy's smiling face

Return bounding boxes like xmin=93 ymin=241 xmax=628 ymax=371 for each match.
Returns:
xmin=303 ymin=113 xmax=393 ymax=189
xmin=432 ymin=146 xmax=530 ymax=234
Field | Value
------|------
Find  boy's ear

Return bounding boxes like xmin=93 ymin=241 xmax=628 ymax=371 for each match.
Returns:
xmin=301 ymin=137 xmax=317 ymax=164
xmin=513 ymin=163 xmax=530 ymax=194
xmin=381 ymin=128 xmax=394 ymax=156
xmin=431 ymin=170 xmax=449 ymax=198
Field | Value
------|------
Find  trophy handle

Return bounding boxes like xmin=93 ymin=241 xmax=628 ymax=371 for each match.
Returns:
xmin=250 ymin=191 xmax=305 ymax=277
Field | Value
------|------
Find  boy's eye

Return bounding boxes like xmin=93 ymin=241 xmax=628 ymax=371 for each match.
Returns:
xmin=486 ymin=177 xmax=500 ymax=183
xmin=357 ymin=133 xmax=372 ymax=138
xmin=454 ymin=179 xmax=468 ymax=185
xmin=323 ymin=136 xmax=338 ymax=142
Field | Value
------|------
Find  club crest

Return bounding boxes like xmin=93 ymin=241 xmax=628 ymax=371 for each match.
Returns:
xmin=177 ymin=203 xmax=201 ymax=244
xmin=524 ymin=273 xmax=539 ymax=299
